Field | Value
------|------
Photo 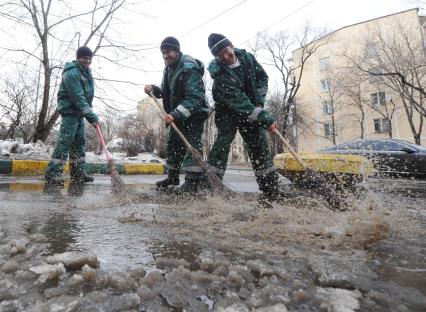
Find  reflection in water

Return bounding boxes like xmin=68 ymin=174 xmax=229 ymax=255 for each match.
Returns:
xmin=41 ymin=212 xmax=81 ymax=253
xmin=148 ymin=239 xmax=202 ymax=271
xmin=0 ymin=182 xmax=88 ymax=196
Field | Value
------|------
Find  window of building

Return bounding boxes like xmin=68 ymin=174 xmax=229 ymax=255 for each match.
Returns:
xmin=324 ymin=123 xmax=334 ymax=137
xmin=319 ymin=57 xmax=330 ymax=71
xmin=320 ymin=79 xmax=331 ymax=92
xmin=368 ymin=67 xmax=383 ymax=83
xmin=323 ymin=100 xmax=333 ymax=114
xmin=374 ymin=118 xmax=390 ymax=133
xmin=366 ymin=42 xmax=379 ymax=58
xmin=370 ymin=92 xmax=386 ymax=106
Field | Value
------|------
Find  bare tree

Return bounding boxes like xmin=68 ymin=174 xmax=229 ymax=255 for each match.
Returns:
xmin=102 ymin=106 xmax=121 ymax=143
xmin=399 ymin=87 xmax=424 ymax=144
xmin=258 ymin=23 xmax=328 ymax=151
xmin=329 ymin=67 xmax=368 ymax=139
xmin=0 ymin=72 xmax=37 ymax=142
xmin=309 ymin=69 xmax=348 ymax=145
xmin=346 ymin=16 xmax=425 ymax=143
xmin=0 ymin=0 xmax=149 ymax=142
xmin=155 ymin=126 xmax=168 ymax=159
xmin=117 ymin=116 xmax=147 ymax=156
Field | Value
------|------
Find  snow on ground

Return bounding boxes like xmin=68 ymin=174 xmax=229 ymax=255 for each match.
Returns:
xmin=86 ymin=151 xmax=165 ymax=164
xmin=0 ymin=139 xmax=164 ymax=164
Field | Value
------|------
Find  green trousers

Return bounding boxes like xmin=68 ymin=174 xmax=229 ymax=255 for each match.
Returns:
xmin=208 ymin=109 xmax=275 ymax=177
xmin=45 ymin=115 xmax=86 ymax=180
xmin=165 ymin=117 xmax=205 ymax=173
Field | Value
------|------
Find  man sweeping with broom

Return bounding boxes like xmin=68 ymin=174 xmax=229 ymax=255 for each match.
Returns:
xmin=206 ymin=33 xmax=286 ymax=202
xmin=144 ymin=36 xmax=210 ymax=194
xmin=44 ymin=46 xmax=99 ymax=196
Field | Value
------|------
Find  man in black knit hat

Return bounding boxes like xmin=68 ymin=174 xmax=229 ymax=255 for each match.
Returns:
xmin=206 ymin=33 xmax=284 ymax=201
xmin=144 ymin=36 xmax=209 ymax=193
xmin=44 ymin=46 xmax=99 ymax=195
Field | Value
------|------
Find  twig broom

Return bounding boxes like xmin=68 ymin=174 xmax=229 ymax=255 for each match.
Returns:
xmin=95 ymin=124 xmax=126 ymax=195
xmin=149 ymin=92 xmax=234 ymax=198
xmin=273 ymin=129 xmax=348 ymax=210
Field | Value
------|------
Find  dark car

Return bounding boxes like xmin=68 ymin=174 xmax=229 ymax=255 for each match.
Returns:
xmin=321 ymin=139 xmax=426 ymax=179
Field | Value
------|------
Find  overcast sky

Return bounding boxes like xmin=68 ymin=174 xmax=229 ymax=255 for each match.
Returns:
xmin=0 ymin=0 xmax=420 ymax=115
xmin=107 ymin=0 xmax=418 ymax=112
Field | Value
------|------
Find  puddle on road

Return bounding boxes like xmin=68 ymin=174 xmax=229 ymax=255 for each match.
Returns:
xmin=0 ymin=178 xmax=425 ymax=311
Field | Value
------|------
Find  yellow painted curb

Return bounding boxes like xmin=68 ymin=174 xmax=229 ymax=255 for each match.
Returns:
xmin=124 ymin=163 xmax=164 ymax=175
xmin=12 ymin=160 xmax=70 ymax=176
xmin=9 ymin=183 xmax=45 ymax=192
xmin=273 ymin=152 xmax=376 ymax=175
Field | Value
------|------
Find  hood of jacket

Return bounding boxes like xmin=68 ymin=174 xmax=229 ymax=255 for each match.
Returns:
xmin=180 ymin=54 xmax=204 ymax=76
xmin=62 ymin=60 xmax=91 ymax=76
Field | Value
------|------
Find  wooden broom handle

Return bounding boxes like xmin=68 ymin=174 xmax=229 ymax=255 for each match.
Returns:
xmin=95 ymin=123 xmax=112 ymax=161
xmin=273 ymin=128 xmax=309 ymax=170
xmin=148 ymin=92 xmax=195 ymax=151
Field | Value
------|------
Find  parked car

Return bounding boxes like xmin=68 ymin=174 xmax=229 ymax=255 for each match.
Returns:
xmin=320 ymin=139 xmax=426 ymax=179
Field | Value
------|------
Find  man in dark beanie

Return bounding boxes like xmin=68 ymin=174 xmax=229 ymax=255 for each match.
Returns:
xmin=206 ymin=33 xmax=284 ymax=201
xmin=145 ymin=36 xmax=209 ymax=194
xmin=44 ymin=46 xmax=99 ymax=195
xmin=160 ymin=36 xmax=181 ymax=52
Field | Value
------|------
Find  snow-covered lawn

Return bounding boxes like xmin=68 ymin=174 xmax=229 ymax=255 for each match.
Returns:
xmin=0 ymin=139 xmax=164 ymax=164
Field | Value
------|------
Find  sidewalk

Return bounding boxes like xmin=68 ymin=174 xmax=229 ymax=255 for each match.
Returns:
xmin=0 ymin=159 xmax=165 ymax=176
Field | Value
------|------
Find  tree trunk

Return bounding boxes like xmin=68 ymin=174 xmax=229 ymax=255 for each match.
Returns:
xmin=360 ymin=108 xmax=365 ymax=138
xmin=415 ymin=115 xmax=423 ymax=145
xmin=331 ymin=111 xmax=337 ymax=145
xmin=32 ymin=111 xmax=60 ymax=142
xmin=401 ymin=99 xmax=424 ymax=146
xmin=414 ymin=134 xmax=421 ymax=145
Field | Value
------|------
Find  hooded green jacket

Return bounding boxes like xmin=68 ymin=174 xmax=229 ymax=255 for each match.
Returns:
xmin=208 ymin=48 xmax=274 ymax=128
xmin=153 ymin=54 xmax=209 ymax=123
xmin=57 ymin=60 xmax=98 ymax=124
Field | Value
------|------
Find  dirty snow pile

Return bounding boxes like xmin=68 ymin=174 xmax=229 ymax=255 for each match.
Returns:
xmin=86 ymin=151 xmax=165 ymax=164
xmin=0 ymin=139 xmax=51 ymax=160
xmin=0 ymin=139 xmax=164 ymax=164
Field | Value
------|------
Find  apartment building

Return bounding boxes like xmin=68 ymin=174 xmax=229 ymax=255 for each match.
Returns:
xmin=292 ymin=8 xmax=426 ymax=151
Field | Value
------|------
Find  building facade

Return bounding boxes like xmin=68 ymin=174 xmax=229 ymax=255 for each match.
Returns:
xmin=292 ymin=8 xmax=426 ymax=151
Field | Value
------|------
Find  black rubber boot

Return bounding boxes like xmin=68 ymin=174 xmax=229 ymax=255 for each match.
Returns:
xmin=82 ymin=175 xmax=94 ymax=183
xmin=156 ymin=170 xmax=180 ymax=188
xmin=43 ymin=176 xmax=64 ymax=195
xmin=177 ymin=172 xmax=208 ymax=195
xmin=256 ymin=171 xmax=286 ymax=202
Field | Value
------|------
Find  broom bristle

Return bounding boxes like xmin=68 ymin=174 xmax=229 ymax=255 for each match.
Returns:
xmin=189 ymin=146 xmax=234 ymax=198
xmin=206 ymin=169 xmax=234 ymax=197
xmin=107 ymin=159 xmax=126 ymax=195
xmin=305 ymin=168 xmax=347 ymax=210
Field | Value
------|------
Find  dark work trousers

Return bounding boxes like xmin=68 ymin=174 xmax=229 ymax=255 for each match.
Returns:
xmin=165 ymin=116 xmax=205 ymax=173
xmin=45 ymin=115 xmax=86 ymax=181
xmin=208 ymin=109 xmax=275 ymax=178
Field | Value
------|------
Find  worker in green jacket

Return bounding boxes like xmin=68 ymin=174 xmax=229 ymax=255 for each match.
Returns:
xmin=207 ymin=33 xmax=284 ymax=201
xmin=44 ymin=46 xmax=99 ymax=195
xmin=145 ymin=36 xmax=209 ymax=193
